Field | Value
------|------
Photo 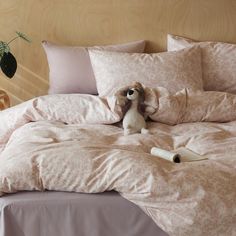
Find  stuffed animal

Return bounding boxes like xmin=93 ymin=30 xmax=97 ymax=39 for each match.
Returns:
xmin=122 ymin=82 xmax=149 ymax=135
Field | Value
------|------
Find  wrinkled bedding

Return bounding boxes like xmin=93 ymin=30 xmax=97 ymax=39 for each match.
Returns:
xmin=0 ymin=90 xmax=236 ymax=236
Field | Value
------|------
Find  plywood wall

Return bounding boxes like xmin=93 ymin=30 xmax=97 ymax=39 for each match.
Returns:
xmin=1 ymin=0 xmax=236 ymax=105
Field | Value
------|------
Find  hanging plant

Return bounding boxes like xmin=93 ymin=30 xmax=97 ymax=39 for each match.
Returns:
xmin=0 ymin=32 xmax=31 ymax=78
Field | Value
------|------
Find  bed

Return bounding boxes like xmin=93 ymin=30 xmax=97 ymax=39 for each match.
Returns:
xmin=1 ymin=1 xmax=236 ymax=236
xmin=0 ymin=88 xmax=236 ymax=236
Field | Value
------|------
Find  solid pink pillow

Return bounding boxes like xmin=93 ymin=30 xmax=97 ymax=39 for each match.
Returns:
xmin=42 ymin=40 xmax=146 ymax=94
xmin=168 ymin=34 xmax=236 ymax=93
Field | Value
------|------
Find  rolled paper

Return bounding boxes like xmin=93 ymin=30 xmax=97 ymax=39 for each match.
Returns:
xmin=150 ymin=147 xmax=181 ymax=163
xmin=151 ymin=147 xmax=208 ymax=163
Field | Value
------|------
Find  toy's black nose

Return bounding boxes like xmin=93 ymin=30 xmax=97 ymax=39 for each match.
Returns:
xmin=128 ymin=89 xmax=134 ymax=95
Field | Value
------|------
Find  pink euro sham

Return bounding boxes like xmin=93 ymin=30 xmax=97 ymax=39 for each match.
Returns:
xmin=42 ymin=40 xmax=146 ymax=95
xmin=167 ymin=34 xmax=236 ymax=93
xmin=89 ymin=46 xmax=203 ymax=97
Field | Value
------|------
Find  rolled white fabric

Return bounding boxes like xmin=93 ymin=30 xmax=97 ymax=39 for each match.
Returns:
xmin=150 ymin=147 xmax=181 ymax=163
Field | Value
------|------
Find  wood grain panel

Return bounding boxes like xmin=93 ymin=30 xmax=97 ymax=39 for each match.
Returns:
xmin=0 ymin=0 xmax=236 ymax=105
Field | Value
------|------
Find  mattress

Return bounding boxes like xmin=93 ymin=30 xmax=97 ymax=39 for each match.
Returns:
xmin=0 ymin=191 xmax=168 ymax=236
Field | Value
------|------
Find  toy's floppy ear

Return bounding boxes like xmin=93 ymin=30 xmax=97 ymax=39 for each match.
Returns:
xmin=143 ymin=87 xmax=159 ymax=116
xmin=114 ymin=85 xmax=131 ymax=114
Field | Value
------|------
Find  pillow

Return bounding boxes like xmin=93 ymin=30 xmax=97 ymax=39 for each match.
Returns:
xmin=42 ymin=40 xmax=146 ymax=94
xmin=168 ymin=34 xmax=236 ymax=93
xmin=89 ymin=46 xmax=203 ymax=97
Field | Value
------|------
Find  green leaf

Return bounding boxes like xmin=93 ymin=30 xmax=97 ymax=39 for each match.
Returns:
xmin=0 ymin=41 xmax=10 ymax=57
xmin=15 ymin=31 xmax=31 ymax=43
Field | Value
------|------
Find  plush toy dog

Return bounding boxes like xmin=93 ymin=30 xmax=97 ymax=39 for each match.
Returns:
xmin=122 ymin=82 xmax=149 ymax=135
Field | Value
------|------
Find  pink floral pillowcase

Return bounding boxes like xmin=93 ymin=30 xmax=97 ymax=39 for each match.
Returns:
xmin=168 ymin=34 xmax=236 ymax=94
xmin=89 ymin=46 xmax=204 ymax=97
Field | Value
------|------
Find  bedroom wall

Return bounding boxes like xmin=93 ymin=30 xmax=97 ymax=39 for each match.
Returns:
xmin=1 ymin=0 xmax=236 ymax=106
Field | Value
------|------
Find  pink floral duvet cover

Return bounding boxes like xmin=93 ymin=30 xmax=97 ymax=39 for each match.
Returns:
xmin=0 ymin=91 xmax=235 ymax=236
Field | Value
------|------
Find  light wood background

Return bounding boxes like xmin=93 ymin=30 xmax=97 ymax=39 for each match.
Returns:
xmin=1 ymin=0 xmax=236 ymax=106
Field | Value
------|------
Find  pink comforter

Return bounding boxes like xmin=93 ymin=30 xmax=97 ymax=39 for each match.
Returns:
xmin=0 ymin=91 xmax=235 ymax=236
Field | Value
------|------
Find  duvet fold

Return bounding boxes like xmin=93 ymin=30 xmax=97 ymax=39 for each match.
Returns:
xmin=0 ymin=90 xmax=236 ymax=236
xmin=0 ymin=94 xmax=122 ymax=148
xmin=150 ymin=88 xmax=236 ymax=125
